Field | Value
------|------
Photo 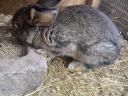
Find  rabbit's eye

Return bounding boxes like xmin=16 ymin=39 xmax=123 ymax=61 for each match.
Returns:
xmin=13 ymin=24 xmax=18 ymax=28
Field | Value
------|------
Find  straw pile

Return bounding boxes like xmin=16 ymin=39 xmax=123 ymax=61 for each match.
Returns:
xmin=25 ymin=41 xmax=128 ymax=96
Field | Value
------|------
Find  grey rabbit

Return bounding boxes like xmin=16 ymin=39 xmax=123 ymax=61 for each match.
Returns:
xmin=11 ymin=0 xmax=122 ymax=68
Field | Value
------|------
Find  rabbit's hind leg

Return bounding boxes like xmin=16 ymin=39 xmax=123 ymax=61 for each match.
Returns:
xmin=85 ymin=41 xmax=120 ymax=68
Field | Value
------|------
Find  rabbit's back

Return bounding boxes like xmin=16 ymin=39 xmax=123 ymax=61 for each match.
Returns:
xmin=49 ymin=5 xmax=121 ymax=49
xmin=41 ymin=5 xmax=122 ymax=67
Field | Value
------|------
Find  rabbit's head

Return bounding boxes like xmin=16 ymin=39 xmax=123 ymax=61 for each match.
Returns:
xmin=11 ymin=0 xmax=60 ymax=45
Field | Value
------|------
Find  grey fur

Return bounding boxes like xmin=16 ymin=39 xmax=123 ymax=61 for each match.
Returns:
xmin=12 ymin=5 xmax=122 ymax=68
xmin=32 ymin=5 xmax=122 ymax=68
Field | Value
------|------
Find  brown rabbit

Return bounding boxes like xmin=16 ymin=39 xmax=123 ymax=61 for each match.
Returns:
xmin=11 ymin=0 xmax=122 ymax=68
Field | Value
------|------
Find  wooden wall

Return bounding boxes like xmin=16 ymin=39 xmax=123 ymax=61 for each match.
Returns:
xmin=0 ymin=0 xmax=40 ymax=14
xmin=0 ymin=0 xmax=87 ymax=15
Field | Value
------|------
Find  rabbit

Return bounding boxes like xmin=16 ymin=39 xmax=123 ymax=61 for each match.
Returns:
xmin=11 ymin=0 xmax=122 ymax=68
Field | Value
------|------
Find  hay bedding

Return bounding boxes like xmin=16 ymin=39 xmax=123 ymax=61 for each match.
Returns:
xmin=0 ymin=14 xmax=25 ymax=59
xmin=0 ymin=14 xmax=128 ymax=96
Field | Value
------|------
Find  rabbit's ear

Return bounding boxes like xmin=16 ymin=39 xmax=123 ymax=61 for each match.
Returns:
xmin=36 ymin=0 xmax=61 ymax=7
xmin=30 ymin=8 xmax=36 ymax=21
xmin=30 ymin=8 xmax=58 ymax=26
